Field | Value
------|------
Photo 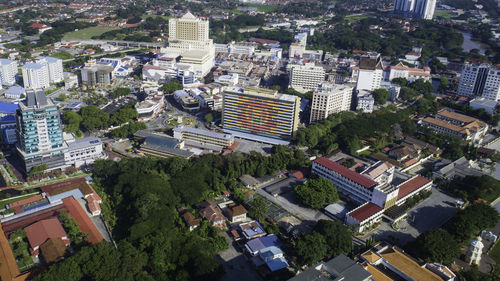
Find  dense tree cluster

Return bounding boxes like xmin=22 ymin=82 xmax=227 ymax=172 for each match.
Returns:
xmin=446 ymin=203 xmax=499 ymax=243
xmin=372 ymin=88 xmax=390 ymax=105
xmin=412 ymin=230 xmax=460 ymax=265
xmin=440 ymin=175 xmax=500 ymax=203
xmin=62 ymin=105 xmax=139 ymax=134
xmin=111 ymin=88 xmax=131 ymax=99
xmin=110 ymin=122 xmax=147 ymax=139
xmin=294 ymin=177 xmax=339 ymax=209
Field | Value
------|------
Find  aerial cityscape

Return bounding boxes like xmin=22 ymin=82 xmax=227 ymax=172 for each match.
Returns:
xmin=0 ymin=0 xmax=499 ymax=280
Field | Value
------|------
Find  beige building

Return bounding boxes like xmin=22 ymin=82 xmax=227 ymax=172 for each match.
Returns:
xmin=162 ymin=12 xmax=215 ymax=77
xmin=310 ymin=83 xmax=353 ymax=123
xmin=288 ymin=63 xmax=325 ymax=93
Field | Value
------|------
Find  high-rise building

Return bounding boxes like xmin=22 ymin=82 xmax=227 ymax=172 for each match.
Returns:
xmin=356 ymin=55 xmax=384 ymax=91
xmin=222 ymin=86 xmax=301 ymax=145
xmin=81 ymin=64 xmax=114 ymax=89
xmin=16 ymin=91 xmax=67 ymax=172
xmin=35 ymin=57 xmax=64 ymax=83
xmin=310 ymin=83 xmax=353 ymax=123
xmin=393 ymin=0 xmax=436 ymax=20
xmin=163 ymin=12 xmax=215 ymax=77
xmin=0 ymin=59 xmax=18 ymax=86
xmin=22 ymin=63 xmax=50 ymax=90
xmin=457 ymin=64 xmax=500 ymax=101
xmin=288 ymin=63 xmax=325 ymax=93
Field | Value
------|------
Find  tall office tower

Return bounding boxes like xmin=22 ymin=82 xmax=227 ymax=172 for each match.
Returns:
xmin=222 ymin=86 xmax=301 ymax=145
xmin=288 ymin=63 xmax=326 ymax=93
xmin=22 ymin=63 xmax=50 ymax=90
xmin=458 ymin=64 xmax=500 ymax=101
xmin=310 ymin=83 xmax=354 ymax=123
xmin=16 ymin=91 xmax=67 ymax=173
xmin=356 ymin=54 xmax=384 ymax=91
xmin=0 ymin=59 xmax=18 ymax=86
xmin=36 ymin=57 xmax=64 ymax=83
xmin=164 ymin=12 xmax=215 ymax=77
xmin=393 ymin=0 xmax=436 ymax=20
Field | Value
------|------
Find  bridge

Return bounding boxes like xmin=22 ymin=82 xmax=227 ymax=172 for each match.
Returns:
xmin=61 ymin=39 xmax=166 ymax=50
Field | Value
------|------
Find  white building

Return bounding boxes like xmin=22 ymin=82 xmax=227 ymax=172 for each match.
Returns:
xmin=457 ymin=64 xmax=500 ymax=101
xmin=386 ymin=62 xmax=431 ymax=82
xmin=215 ymin=42 xmax=255 ymax=56
xmin=35 ymin=56 xmax=63 ymax=83
xmin=356 ymin=55 xmax=384 ymax=91
xmin=4 ymin=86 xmax=25 ymax=99
xmin=64 ymin=136 xmax=106 ymax=168
xmin=389 ymin=86 xmax=401 ymax=102
xmin=22 ymin=63 xmax=49 ymax=90
xmin=0 ymin=59 xmax=18 ymax=86
xmin=466 ymin=237 xmax=483 ymax=265
xmin=136 ymin=94 xmax=165 ymax=121
xmin=63 ymin=72 xmax=78 ymax=89
xmin=469 ymin=98 xmax=497 ymax=114
xmin=394 ymin=0 xmax=436 ymax=20
xmin=310 ymin=83 xmax=353 ymax=123
xmin=288 ymin=63 xmax=325 ymax=93
xmin=356 ymin=90 xmax=375 ymax=113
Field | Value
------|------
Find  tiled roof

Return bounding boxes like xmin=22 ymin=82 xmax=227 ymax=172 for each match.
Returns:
xmin=8 ymin=195 xmax=43 ymax=209
xmin=61 ymin=197 xmax=103 ymax=244
xmin=347 ymin=202 xmax=383 ymax=223
xmin=437 ymin=110 xmax=477 ymax=123
xmin=422 ymin=117 xmax=469 ymax=135
xmin=397 ymin=176 xmax=430 ymax=200
xmin=40 ymin=177 xmax=88 ymax=196
xmin=24 ymin=217 xmax=67 ymax=250
xmin=227 ymin=205 xmax=247 ymax=217
xmin=39 ymin=237 xmax=67 ymax=264
xmin=380 ymin=247 xmax=442 ymax=281
xmin=315 ymin=157 xmax=377 ymax=189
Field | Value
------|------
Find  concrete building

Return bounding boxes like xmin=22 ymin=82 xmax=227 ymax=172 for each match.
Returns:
xmin=35 ymin=57 xmax=64 ymax=83
xmin=64 ymin=137 xmax=105 ymax=168
xmin=288 ymin=63 xmax=325 ymax=93
xmin=312 ymin=157 xmax=432 ymax=232
xmin=356 ymin=55 xmax=384 ymax=91
xmin=394 ymin=0 xmax=436 ymax=20
xmin=173 ymin=125 xmax=234 ymax=151
xmin=0 ymin=59 xmax=18 ymax=86
xmin=390 ymin=85 xmax=401 ymax=102
xmin=63 ymin=72 xmax=78 ymax=89
xmin=4 ymin=86 xmax=25 ymax=99
xmin=469 ymin=97 xmax=497 ymax=114
xmin=222 ymin=86 xmax=301 ymax=145
xmin=22 ymin=63 xmax=50 ymax=90
xmin=457 ymin=64 xmax=500 ymax=101
xmin=163 ymin=12 xmax=215 ymax=77
xmin=81 ymin=64 xmax=114 ymax=89
xmin=290 ymin=254 xmax=371 ymax=281
xmin=356 ymin=90 xmax=375 ymax=113
xmin=421 ymin=109 xmax=489 ymax=144
xmin=309 ymin=83 xmax=353 ymax=123
xmin=466 ymin=237 xmax=484 ymax=265
xmin=135 ymin=94 xmax=165 ymax=121
xmin=386 ymin=62 xmax=431 ymax=82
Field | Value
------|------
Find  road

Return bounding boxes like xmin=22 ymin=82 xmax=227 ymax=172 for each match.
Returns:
xmin=256 ymin=178 xmax=332 ymax=222
xmin=218 ymin=232 xmax=263 ymax=281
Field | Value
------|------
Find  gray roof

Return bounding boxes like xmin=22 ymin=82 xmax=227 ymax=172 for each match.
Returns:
xmin=22 ymin=90 xmax=51 ymax=109
xmin=174 ymin=125 xmax=233 ymax=141
xmin=289 ymin=255 xmax=371 ymax=281
xmin=0 ymin=59 xmax=15 ymax=66
xmin=142 ymin=135 xmax=193 ymax=158
xmin=23 ymin=62 xmax=45 ymax=70
xmin=67 ymin=136 xmax=102 ymax=150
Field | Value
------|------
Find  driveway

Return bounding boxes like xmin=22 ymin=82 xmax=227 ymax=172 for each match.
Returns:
xmin=218 ymin=232 xmax=263 ymax=281
xmin=257 ymin=179 xmax=332 ymax=222
xmin=371 ymin=187 xmax=458 ymax=245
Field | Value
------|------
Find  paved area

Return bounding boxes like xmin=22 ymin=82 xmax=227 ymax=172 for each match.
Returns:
xmin=370 ymin=187 xmax=458 ymax=245
xmin=91 ymin=216 xmax=113 ymax=243
xmin=257 ymin=179 xmax=332 ymax=222
xmin=234 ymin=138 xmax=273 ymax=155
xmin=218 ymin=232 xmax=263 ymax=281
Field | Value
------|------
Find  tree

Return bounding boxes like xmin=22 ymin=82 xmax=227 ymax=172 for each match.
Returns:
xmin=28 ymin=164 xmax=48 ymax=178
xmin=204 ymin=113 xmax=214 ymax=123
xmin=373 ymin=88 xmax=390 ymax=105
xmin=59 ymin=210 xmax=88 ymax=248
xmin=447 ymin=203 xmax=499 ymax=242
xmin=111 ymin=88 xmax=131 ymax=99
xmin=63 ymin=110 xmax=83 ymax=135
xmin=57 ymin=93 xmax=68 ymax=101
xmin=162 ymin=80 xmax=183 ymax=95
xmin=248 ymin=196 xmax=269 ymax=222
xmin=314 ymin=220 xmax=352 ymax=257
xmin=295 ymin=232 xmax=327 ymax=266
xmin=413 ymin=229 xmax=460 ymax=264
xmin=80 ymin=106 xmax=110 ymax=131
xmin=110 ymin=108 xmax=138 ymax=126
xmin=438 ymin=76 xmax=449 ymax=93
xmin=294 ymin=177 xmax=339 ymax=209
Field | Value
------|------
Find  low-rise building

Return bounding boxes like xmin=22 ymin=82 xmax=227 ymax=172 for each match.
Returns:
xmin=239 ymin=220 xmax=266 ymax=240
xmin=4 ymin=86 xmax=25 ymax=99
xmin=225 ymin=204 xmax=247 ymax=223
xmin=173 ymin=125 xmax=234 ymax=151
xmin=139 ymin=135 xmax=193 ymax=159
xmin=469 ymin=97 xmax=497 ymax=114
xmin=173 ymin=90 xmax=200 ymax=112
xmin=386 ymin=62 xmax=431 ymax=82
xmin=356 ymin=90 xmax=374 ymax=113
xmin=64 ymin=137 xmax=106 ymax=168
xmin=199 ymin=200 xmax=226 ymax=228
xmin=182 ymin=212 xmax=200 ymax=231
xmin=135 ymin=94 xmax=165 ymax=121
xmin=290 ymin=254 xmax=372 ymax=281
xmin=24 ymin=217 xmax=70 ymax=257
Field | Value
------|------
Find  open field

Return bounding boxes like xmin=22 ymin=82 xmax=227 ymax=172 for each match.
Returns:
xmin=247 ymin=4 xmax=278 ymax=13
xmin=345 ymin=14 xmax=369 ymax=23
xmin=63 ymin=26 xmax=120 ymax=40
xmin=434 ymin=10 xmax=453 ymax=19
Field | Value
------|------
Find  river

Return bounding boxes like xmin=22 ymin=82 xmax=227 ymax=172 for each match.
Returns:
xmin=461 ymin=32 xmax=489 ymax=55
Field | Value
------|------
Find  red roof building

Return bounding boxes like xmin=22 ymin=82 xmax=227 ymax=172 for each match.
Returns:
xmin=62 ymin=197 xmax=103 ymax=245
xmin=397 ymin=176 xmax=431 ymax=201
xmin=314 ymin=157 xmax=377 ymax=189
xmin=24 ymin=218 xmax=69 ymax=256
xmin=347 ymin=203 xmax=383 ymax=223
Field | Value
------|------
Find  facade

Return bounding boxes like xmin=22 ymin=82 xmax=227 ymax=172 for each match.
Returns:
xmin=0 ymin=59 xmax=18 ymax=86
xmin=458 ymin=64 xmax=500 ymax=101
xmin=312 ymin=157 xmax=432 ymax=232
xmin=22 ymin=63 xmax=50 ymax=90
xmin=222 ymin=86 xmax=301 ymax=145
xmin=225 ymin=204 xmax=247 ymax=223
xmin=163 ymin=12 xmax=215 ymax=77
xmin=309 ymin=83 xmax=353 ymax=123
xmin=421 ymin=109 xmax=489 ymax=144
xmin=290 ymin=254 xmax=371 ymax=281
xmin=356 ymin=55 xmax=384 ymax=91
xmin=394 ymin=0 xmax=436 ymax=20
xmin=288 ymin=63 xmax=325 ymax=93
xmin=81 ymin=64 xmax=114 ymax=89
xmin=173 ymin=90 xmax=200 ymax=112
xmin=36 ymin=57 xmax=64 ymax=83
xmin=64 ymin=137 xmax=105 ymax=168
xmin=356 ymin=90 xmax=375 ymax=113
xmin=173 ymin=125 xmax=234 ymax=150
xmin=135 ymin=94 xmax=165 ymax=120
xmin=386 ymin=62 xmax=431 ymax=82
xmin=16 ymin=91 xmax=67 ymax=173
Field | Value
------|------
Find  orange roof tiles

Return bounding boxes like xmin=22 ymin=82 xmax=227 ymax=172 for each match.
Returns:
xmin=24 ymin=218 xmax=68 ymax=251
xmin=348 ymin=202 xmax=383 ymax=223
xmin=8 ymin=195 xmax=43 ymax=209
xmin=315 ymin=157 xmax=377 ymax=189
xmin=397 ymin=176 xmax=430 ymax=200
xmin=61 ymin=197 xmax=103 ymax=245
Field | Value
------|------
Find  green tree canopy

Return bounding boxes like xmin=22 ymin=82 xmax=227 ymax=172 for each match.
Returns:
xmin=294 ymin=177 xmax=339 ymax=209
xmin=295 ymin=232 xmax=328 ymax=266
xmin=314 ymin=220 xmax=352 ymax=257
xmin=373 ymin=88 xmax=390 ymax=105
xmin=413 ymin=229 xmax=460 ymax=265
xmin=80 ymin=106 xmax=110 ymax=131
xmin=162 ymin=80 xmax=183 ymax=95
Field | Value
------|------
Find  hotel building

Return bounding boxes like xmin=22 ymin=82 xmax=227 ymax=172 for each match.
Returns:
xmin=35 ymin=56 xmax=64 ymax=83
xmin=288 ymin=63 xmax=325 ymax=93
xmin=457 ymin=64 xmax=500 ymax=101
xmin=222 ymin=86 xmax=301 ymax=145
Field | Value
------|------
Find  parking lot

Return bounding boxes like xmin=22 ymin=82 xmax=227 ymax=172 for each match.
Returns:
xmin=371 ymin=186 xmax=459 ymax=245
xmin=233 ymin=138 xmax=273 ymax=155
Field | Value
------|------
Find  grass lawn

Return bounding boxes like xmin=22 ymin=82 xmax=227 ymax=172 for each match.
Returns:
xmin=489 ymin=241 xmax=500 ymax=264
xmin=63 ymin=26 xmax=120 ymax=40
xmin=434 ymin=10 xmax=452 ymax=19
xmin=0 ymin=193 xmax=39 ymax=209
xmin=345 ymin=15 xmax=369 ymax=23
xmin=247 ymin=4 xmax=278 ymax=13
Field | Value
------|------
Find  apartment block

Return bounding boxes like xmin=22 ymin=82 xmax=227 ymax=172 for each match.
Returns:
xmin=457 ymin=64 xmax=500 ymax=101
xmin=222 ymin=86 xmax=300 ymax=145
xmin=394 ymin=0 xmax=436 ymax=20
xmin=0 ymin=59 xmax=18 ymax=86
xmin=288 ymin=63 xmax=325 ymax=93
xmin=310 ymin=83 xmax=353 ymax=123
xmin=22 ymin=63 xmax=50 ymax=90
xmin=35 ymin=56 xmax=64 ymax=83
xmin=356 ymin=55 xmax=383 ymax=91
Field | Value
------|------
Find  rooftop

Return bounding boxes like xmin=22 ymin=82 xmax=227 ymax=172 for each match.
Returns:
xmin=379 ymin=247 xmax=442 ymax=281
xmin=24 ymin=217 xmax=68 ymax=250
xmin=0 ymin=102 xmax=18 ymax=114
xmin=39 ymin=237 xmax=67 ymax=264
xmin=397 ymin=176 xmax=430 ymax=200
xmin=61 ymin=197 xmax=103 ymax=245
xmin=315 ymin=157 xmax=377 ymax=189
xmin=347 ymin=202 xmax=383 ymax=223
